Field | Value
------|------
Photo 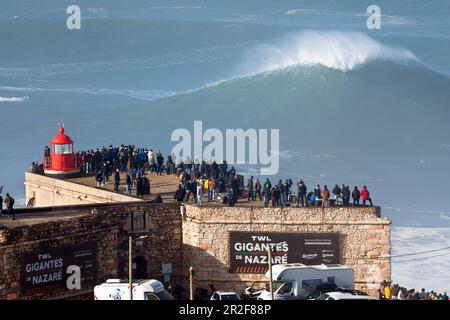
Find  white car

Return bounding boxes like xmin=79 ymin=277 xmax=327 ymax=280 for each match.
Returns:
xmin=316 ymin=292 xmax=378 ymax=300
xmin=210 ymin=291 xmax=241 ymax=301
xmin=94 ymin=279 xmax=174 ymax=300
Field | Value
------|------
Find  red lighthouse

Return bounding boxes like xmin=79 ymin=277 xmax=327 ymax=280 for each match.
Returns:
xmin=43 ymin=124 xmax=81 ymax=177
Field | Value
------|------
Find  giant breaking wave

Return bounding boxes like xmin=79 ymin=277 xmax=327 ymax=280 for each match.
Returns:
xmin=238 ymin=30 xmax=418 ymax=74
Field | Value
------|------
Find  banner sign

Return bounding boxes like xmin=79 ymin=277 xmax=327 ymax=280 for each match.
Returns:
xmin=21 ymin=243 xmax=97 ymax=295
xmin=229 ymin=232 xmax=340 ymax=273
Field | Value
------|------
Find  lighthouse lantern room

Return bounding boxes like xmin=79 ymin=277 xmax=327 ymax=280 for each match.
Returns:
xmin=43 ymin=124 xmax=81 ymax=177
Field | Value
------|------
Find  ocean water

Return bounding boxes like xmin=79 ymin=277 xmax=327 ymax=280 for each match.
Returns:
xmin=1 ymin=0 xmax=450 ymax=292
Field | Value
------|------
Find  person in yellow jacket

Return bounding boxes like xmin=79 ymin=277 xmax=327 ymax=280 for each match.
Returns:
xmin=384 ymin=283 xmax=391 ymax=300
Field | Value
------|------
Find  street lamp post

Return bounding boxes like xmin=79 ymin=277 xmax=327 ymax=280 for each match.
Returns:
xmin=267 ymin=247 xmax=274 ymax=300
xmin=189 ymin=266 xmax=194 ymax=300
xmin=129 ymin=235 xmax=148 ymax=301
xmin=129 ymin=236 xmax=132 ymax=300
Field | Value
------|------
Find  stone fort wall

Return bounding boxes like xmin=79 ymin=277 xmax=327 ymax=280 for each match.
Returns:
xmin=4 ymin=173 xmax=391 ymax=299
xmin=0 ymin=202 xmax=183 ymax=300
xmin=182 ymin=205 xmax=391 ymax=296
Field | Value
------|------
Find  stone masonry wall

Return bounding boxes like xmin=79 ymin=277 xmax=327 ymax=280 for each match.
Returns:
xmin=0 ymin=202 xmax=183 ymax=300
xmin=182 ymin=205 xmax=391 ymax=297
xmin=0 ymin=198 xmax=390 ymax=299
xmin=114 ymin=203 xmax=184 ymax=286
xmin=0 ymin=212 xmax=120 ymax=300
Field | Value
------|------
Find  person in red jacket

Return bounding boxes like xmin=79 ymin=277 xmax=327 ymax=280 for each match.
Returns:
xmin=361 ymin=186 xmax=373 ymax=207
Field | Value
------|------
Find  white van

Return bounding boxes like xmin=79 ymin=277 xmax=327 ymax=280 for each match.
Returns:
xmin=316 ymin=292 xmax=378 ymax=300
xmin=258 ymin=264 xmax=354 ymax=300
xmin=94 ymin=279 xmax=174 ymax=300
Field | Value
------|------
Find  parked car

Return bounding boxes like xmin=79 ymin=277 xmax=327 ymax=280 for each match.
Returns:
xmin=94 ymin=279 xmax=174 ymax=300
xmin=316 ymin=292 xmax=378 ymax=300
xmin=210 ymin=291 xmax=241 ymax=300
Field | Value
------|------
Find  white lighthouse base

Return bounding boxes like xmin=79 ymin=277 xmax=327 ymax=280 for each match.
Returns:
xmin=44 ymin=168 xmax=82 ymax=179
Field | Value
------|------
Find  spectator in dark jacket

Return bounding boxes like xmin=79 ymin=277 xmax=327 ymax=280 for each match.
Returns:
xmin=125 ymin=173 xmax=132 ymax=195
xmin=114 ymin=169 xmax=120 ymax=191
xmin=271 ymin=187 xmax=280 ymax=207
xmin=174 ymin=185 xmax=186 ymax=202
xmin=263 ymin=186 xmax=271 ymax=207
xmin=332 ymin=184 xmax=341 ymax=204
xmin=296 ymin=180 xmax=307 ymax=207
xmin=344 ymin=186 xmax=351 ymax=206
xmin=156 ymin=150 xmax=164 ymax=175
xmin=136 ymin=175 xmax=143 ymax=197
xmin=143 ymin=176 xmax=150 ymax=195
xmin=264 ymin=178 xmax=272 ymax=191
xmin=151 ymin=194 xmax=163 ymax=203
xmin=254 ymin=179 xmax=262 ymax=201
xmin=352 ymin=187 xmax=361 ymax=206
xmin=277 ymin=180 xmax=285 ymax=207
xmin=247 ymin=176 xmax=254 ymax=201
xmin=4 ymin=193 xmax=15 ymax=220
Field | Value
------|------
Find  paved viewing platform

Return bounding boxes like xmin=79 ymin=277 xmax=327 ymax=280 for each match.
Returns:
xmin=69 ymin=172 xmax=180 ymax=203
xmin=7 ymin=172 xmax=383 ymax=231
xmin=68 ymin=172 xmax=269 ymax=208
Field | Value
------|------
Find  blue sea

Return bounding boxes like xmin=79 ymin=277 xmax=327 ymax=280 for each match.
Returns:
xmin=1 ymin=0 xmax=450 ymax=292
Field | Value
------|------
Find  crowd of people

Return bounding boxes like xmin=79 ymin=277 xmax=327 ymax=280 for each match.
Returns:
xmin=380 ymin=281 xmax=449 ymax=300
xmin=39 ymin=144 xmax=243 ymax=202
xmin=37 ymin=144 xmax=375 ymax=208
xmin=245 ymin=176 xmax=374 ymax=208
xmin=87 ymin=145 xmax=175 ymax=198
xmin=173 ymin=158 xmax=242 ymax=205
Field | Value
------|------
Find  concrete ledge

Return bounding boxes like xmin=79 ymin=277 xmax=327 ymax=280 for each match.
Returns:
xmin=25 ymin=172 xmax=140 ymax=207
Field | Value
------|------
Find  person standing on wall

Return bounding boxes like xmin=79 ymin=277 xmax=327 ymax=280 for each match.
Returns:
xmin=125 ymin=172 xmax=132 ymax=195
xmin=196 ymin=177 xmax=203 ymax=205
xmin=332 ymin=184 xmax=341 ymax=205
xmin=4 ymin=193 xmax=15 ymax=220
xmin=156 ymin=150 xmax=164 ymax=176
xmin=263 ymin=178 xmax=272 ymax=191
xmin=263 ymin=185 xmax=271 ymax=207
xmin=314 ymin=184 xmax=322 ymax=208
xmin=361 ymin=186 xmax=373 ymax=207
xmin=277 ymin=180 xmax=285 ymax=207
xmin=247 ymin=176 xmax=254 ymax=201
xmin=322 ymin=185 xmax=330 ymax=208
xmin=296 ymin=179 xmax=307 ymax=207
xmin=208 ymin=178 xmax=215 ymax=202
xmin=352 ymin=186 xmax=361 ymax=206
xmin=174 ymin=185 xmax=185 ymax=203
xmin=254 ymin=178 xmax=262 ymax=201
xmin=114 ymin=168 xmax=121 ymax=191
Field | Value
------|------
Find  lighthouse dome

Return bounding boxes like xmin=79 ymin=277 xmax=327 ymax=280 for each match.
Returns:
xmin=50 ymin=127 xmax=74 ymax=145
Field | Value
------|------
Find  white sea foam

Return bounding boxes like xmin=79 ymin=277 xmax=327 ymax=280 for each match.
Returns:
xmin=285 ymin=8 xmax=412 ymax=26
xmin=391 ymin=226 xmax=450 ymax=293
xmin=278 ymin=150 xmax=339 ymax=160
xmin=0 ymin=96 xmax=29 ymax=102
xmin=239 ymin=30 xmax=418 ymax=74
xmin=0 ymin=42 xmax=256 ymax=78
xmin=0 ymin=85 xmax=173 ymax=101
